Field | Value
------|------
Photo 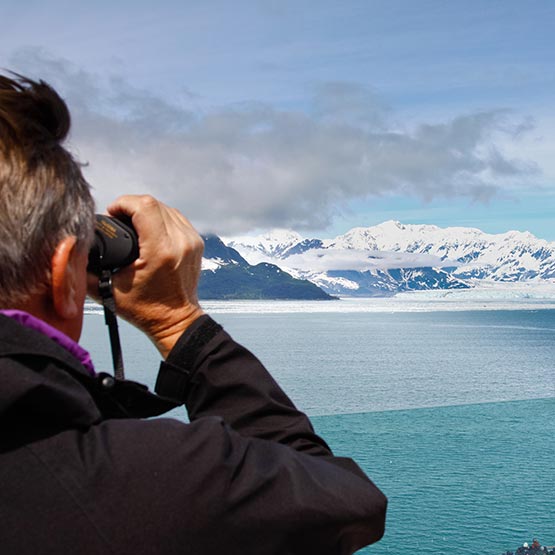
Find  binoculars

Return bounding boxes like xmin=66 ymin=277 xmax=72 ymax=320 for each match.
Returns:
xmin=87 ymin=214 xmax=139 ymax=379
xmin=87 ymin=215 xmax=139 ymax=275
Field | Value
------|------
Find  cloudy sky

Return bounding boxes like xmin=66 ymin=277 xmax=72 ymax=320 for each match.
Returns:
xmin=1 ymin=1 xmax=554 ymax=238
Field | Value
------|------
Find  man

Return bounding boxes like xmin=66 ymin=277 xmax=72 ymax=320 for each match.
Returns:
xmin=0 ymin=73 xmax=387 ymax=554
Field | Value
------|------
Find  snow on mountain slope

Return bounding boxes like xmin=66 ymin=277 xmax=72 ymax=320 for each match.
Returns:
xmin=223 ymin=230 xmax=303 ymax=264
xmin=199 ymin=234 xmax=333 ymax=299
xmin=224 ymin=222 xmax=555 ymax=296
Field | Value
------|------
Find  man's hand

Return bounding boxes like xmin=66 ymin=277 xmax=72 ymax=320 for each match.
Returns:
xmin=88 ymin=195 xmax=205 ymax=358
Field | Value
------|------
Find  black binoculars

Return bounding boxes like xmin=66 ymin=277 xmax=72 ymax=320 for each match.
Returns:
xmin=87 ymin=215 xmax=139 ymax=276
xmin=87 ymin=214 xmax=139 ymax=379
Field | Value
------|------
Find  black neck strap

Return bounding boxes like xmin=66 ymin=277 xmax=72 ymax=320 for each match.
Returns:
xmin=98 ymin=270 xmax=125 ymax=380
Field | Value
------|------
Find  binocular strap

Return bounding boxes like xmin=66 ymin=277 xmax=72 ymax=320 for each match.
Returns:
xmin=98 ymin=270 xmax=125 ymax=380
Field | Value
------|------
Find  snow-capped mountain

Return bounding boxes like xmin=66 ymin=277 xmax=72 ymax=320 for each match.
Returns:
xmin=199 ymin=235 xmax=333 ymax=300
xmin=222 ymin=230 xmax=305 ymax=265
xmin=223 ymin=221 xmax=555 ymax=296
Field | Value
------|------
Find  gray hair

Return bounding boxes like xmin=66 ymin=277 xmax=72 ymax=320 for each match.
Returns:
xmin=0 ymin=73 xmax=95 ymax=307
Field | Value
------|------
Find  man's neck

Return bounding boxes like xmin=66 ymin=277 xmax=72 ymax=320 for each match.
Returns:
xmin=8 ymin=297 xmax=81 ymax=342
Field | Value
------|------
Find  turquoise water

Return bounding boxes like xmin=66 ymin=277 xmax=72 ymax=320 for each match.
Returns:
xmin=313 ymin=399 xmax=554 ymax=554
xmin=81 ymin=306 xmax=555 ymax=553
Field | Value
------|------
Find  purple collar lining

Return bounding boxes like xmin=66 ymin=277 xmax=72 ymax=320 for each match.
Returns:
xmin=0 ymin=310 xmax=95 ymax=376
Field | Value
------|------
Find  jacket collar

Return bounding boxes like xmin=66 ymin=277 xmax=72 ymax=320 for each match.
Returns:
xmin=0 ymin=310 xmax=95 ymax=375
xmin=0 ymin=315 xmax=178 ymax=442
xmin=0 ymin=313 xmax=93 ymax=377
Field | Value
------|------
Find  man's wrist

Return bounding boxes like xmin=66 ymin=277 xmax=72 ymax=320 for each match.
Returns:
xmin=155 ymin=314 xmax=223 ymax=403
xmin=151 ymin=306 xmax=206 ymax=359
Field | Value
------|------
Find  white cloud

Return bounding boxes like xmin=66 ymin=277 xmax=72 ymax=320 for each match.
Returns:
xmin=285 ymin=249 xmax=450 ymax=272
xmin=9 ymin=49 xmax=541 ymax=235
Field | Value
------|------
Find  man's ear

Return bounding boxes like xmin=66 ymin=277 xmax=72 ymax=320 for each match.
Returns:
xmin=50 ymin=236 xmax=80 ymax=320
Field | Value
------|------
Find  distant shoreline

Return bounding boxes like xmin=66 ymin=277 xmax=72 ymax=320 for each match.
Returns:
xmin=85 ymin=290 xmax=555 ymax=316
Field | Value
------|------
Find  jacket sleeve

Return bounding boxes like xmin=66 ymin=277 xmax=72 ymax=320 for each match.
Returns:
xmin=154 ymin=315 xmax=387 ymax=553
xmin=158 ymin=315 xmax=331 ymax=455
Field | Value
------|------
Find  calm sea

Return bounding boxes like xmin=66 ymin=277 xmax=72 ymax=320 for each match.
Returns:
xmin=81 ymin=299 xmax=555 ymax=554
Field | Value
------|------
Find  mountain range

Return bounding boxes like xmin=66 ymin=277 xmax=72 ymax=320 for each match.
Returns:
xmin=199 ymin=235 xmax=334 ymax=300
xmin=198 ymin=221 xmax=555 ymax=298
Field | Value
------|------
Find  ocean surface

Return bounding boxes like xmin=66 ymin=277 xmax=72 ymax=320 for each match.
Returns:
xmin=81 ymin=295 xmax=555 ymax=554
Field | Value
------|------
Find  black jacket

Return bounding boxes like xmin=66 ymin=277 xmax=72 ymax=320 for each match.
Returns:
xmin=0 ymin=313 xmax=386 ymax=554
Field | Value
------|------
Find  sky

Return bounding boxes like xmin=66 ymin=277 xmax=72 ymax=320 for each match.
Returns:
xmin=1 ymin=0 xmax=554 ymax=239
